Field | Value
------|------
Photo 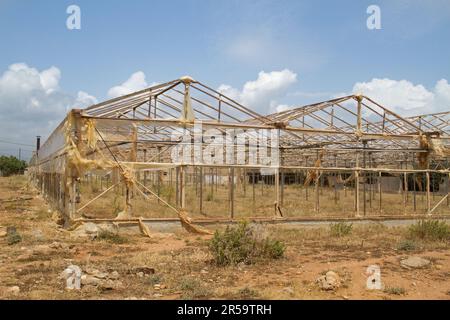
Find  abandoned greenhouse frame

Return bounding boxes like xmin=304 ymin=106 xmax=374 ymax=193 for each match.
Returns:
xmin=28 ymin=76 xmax=450 ymax=231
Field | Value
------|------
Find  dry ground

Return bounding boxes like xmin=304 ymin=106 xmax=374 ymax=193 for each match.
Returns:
xmin=0 ymin=175 xmax=449 ymax=300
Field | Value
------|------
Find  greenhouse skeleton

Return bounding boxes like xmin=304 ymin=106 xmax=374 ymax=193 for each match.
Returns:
xmin=28 ymin=76 xmax=450 ymax=233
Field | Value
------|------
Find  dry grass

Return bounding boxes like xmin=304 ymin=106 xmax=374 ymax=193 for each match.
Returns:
xmin=1 ymin=175 xmax=450 ymax=300
xmin=76 ymin=174 xmax=450 ymax=220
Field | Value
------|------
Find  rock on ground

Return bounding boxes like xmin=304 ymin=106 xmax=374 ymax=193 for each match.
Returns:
xmin=316 ymin=271 xmax=341 ymax=291
xmin=72 ymin=222 xmax=99 ymax=239
xmin=400 ymin=256 xmax=431 ymax=269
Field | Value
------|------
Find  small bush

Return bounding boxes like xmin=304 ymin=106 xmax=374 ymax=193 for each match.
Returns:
xmin=408 ymin=220 xmax=450 ymax=241
xmin=397 ymin=239 xmax=418 ymax=251
xmin=209 ymin=221 xmax=285 ymax=266
xmin=206 ymin=193 xmax=213 ymax=202
xmin=329 ymin=222 xmax=353 ymax=237
xmin=96 ymin=230 xmax=127 ymax=244
xmin=238 ymin=287 xmax=259 ymax=299
xmin=146 ymin=274 xmax=163 ymax=286
xmin=179 ymin=277 xmax=211 ymax=299
xmin=7 ymin=233 xmax=22 ymax=245
xmin=384 ymin=287 xmax=406 ymax=295
xmin=6 ymin=226 xmax=22 ymax=245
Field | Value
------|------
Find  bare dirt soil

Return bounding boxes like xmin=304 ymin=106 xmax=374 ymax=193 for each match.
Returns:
xmin=0 ymin=176 xmax=449 ymax=300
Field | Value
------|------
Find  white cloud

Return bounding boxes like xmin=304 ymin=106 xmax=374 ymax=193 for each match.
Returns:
xmin=0 ymin=63 xmax=97 ymax=156
xmin=107 ymin=71 xmax=148 ymax=98
xmin=73 ymin=91 xmax=98 ymax=108
xmin=218 ymin=69 xmax=297 ymax=113
xmin=351 ymin=78 xmax=450 ymax=115
xmin=274 ymin=104 xmax=292 ymax=113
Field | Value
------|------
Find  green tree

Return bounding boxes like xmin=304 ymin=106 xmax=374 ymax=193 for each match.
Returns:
xmin=0 ymin=156 xmax=27 ymax=176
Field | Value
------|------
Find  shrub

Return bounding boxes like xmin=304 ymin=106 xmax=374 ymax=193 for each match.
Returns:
xmin=329 ymin=222 xmax=353 ymax=237
xmin=7 ymin=226 xmax=22 ymax=245
xmin=397 ymin=239 xmax=418 ymax=251
xmin=146 ymin=274 xmax=163 ymax=286
xmin=238 ymin=287 xmax=259 ymax=299
xmin=209 ymin=221 xmax=285 ymax=266
xmin=179 ymin=276 xmax=211 ymax=299
xmin=96 ymin=230 xmax=127 ymax=244
xmin=384 ymin=287 xmax=406 ymax=295
xmin=0 ymin=156 xmax=27 ymax=177
xmin=408 ymin=220 xmax=450 ymax=241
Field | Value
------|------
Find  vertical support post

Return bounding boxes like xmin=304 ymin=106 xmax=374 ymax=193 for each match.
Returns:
xmin=252 ymin=171 xmax=256 ymax=214
xmin=275 ymin=168 xmax=280 ymax=216
xmin=355 ymin=152 xmax=360 ymax=217
xmin=175 ymin=166 xmax=180 ymax=207
xmin=378 ymin=171 xmax=382 ymax=214
xmin=157 ymin=146 xmax=161 ymax=203
xmin=180 ymin=166 xmax=186 ymax=209
xmin=143 ymin=149 xmax=147 ymax=187
xmin=404 ymin=172 xmax=408 ymax=215
xmin=334 ymin=154 xmax=338 ymax=205
xmin=363 ymin=141 xmax=367 ymax=217
xmin=426 ymin=171 xmax=431 ymax=215
xmin=199 ymin=166 xmax=203 ymax=215
xmin=413 ymin=172 xmax=417 ymax=212
xmin=314 ymin=150 xmax=320 ymax=214
xmin=229 ymin=167 xmax=234 ymax=219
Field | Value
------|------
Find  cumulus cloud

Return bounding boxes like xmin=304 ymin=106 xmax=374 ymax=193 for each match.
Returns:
xmin=351 ymin=78 xmax=450 ymax=115
xmin=107 ymin=71 xmax=148 ymax=98
xmin=73 ymin=91 xmax=98 ymax=108
xmin=0 ymin=63 xmax=97 ymax=156
xmin=218 ymin=69 xmax=297 ymax=114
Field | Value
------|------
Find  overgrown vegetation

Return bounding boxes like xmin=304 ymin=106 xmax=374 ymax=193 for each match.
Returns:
xmin=384 ymin=287 xmax=406 ymax=295
xmin=397 ymin=239 xmax=418 ymax=251
xmin=146 ymin=274 xmax=163 ymax=286
xmin=408 ymin=220 xmax=450 ymax=241
xmin=6 ymin=226 xmax=22 ymax=245
xmin=209 ymin=221 xmax=285 ymax=266
xmin=0 ymin=156 xmax=26 ymax=177
xmin=329 ymin=222 xmax=353 ymax=237
xmin=96 ymin=230 xmax=127 ymax=244
xmin=237 ymin=287 xmax=259 ymax=299
xmin=179 ymin=276 xmax=211 ymax=299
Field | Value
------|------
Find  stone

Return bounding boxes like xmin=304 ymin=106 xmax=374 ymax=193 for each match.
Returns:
xmin=81 ymin=275 xmax=102 ymax=286
xmin=100 ymin=280 xmax=123 ymax=290
xmin=97 ymin=223 xmax=118 ymax=234
xmin=316 ymin=271 xmax=341 ymax=291
xmin=89 ymin=270 xmax=108 ymax=279
xmin=132 ymin=267 xmax=155 ymax=275
xmin=136 ymin=272 xmax=144 ymax=278
xmin=6 ymin=286 xmax=20 ymax=295
xmin=73 ymin=222 xmax=99 ymax=239
xmin=0 ymin=226 xmax=7 ymax=238
xmin=109 ymin=271 xmax=120 ymax=280
xmin=400 ymin=257 xmax=431 ymax=269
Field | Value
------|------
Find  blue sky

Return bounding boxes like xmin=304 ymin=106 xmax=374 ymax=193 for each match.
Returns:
xmin=0 ymin=0 xmax=449 ymax=157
